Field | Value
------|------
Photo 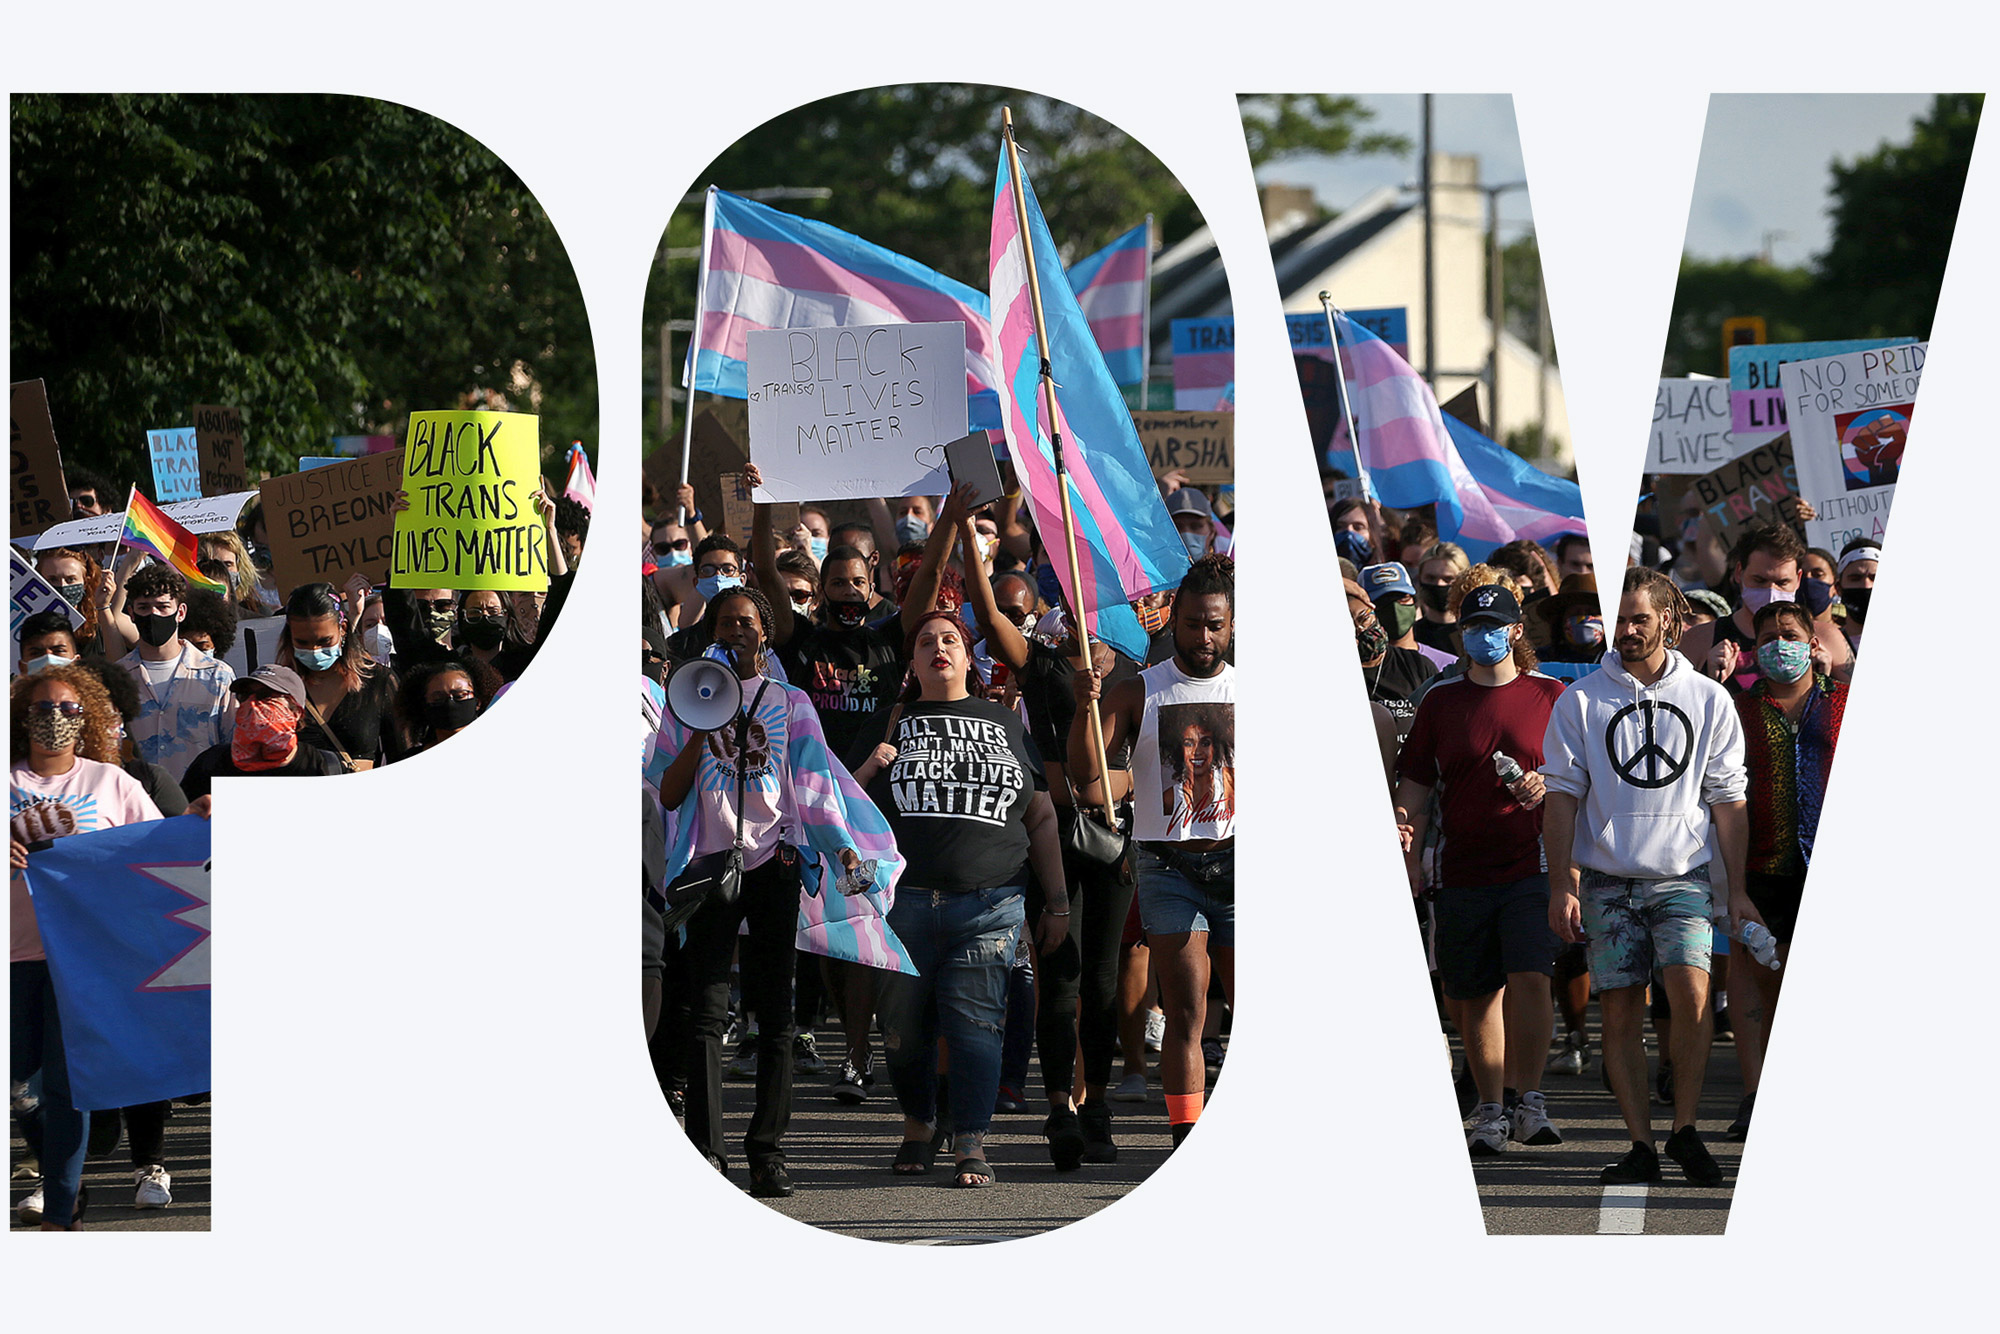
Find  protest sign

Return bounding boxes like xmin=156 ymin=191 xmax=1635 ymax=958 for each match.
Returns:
xmin=1171 ymin=318 xmax=1235 ymax=410
xmin=1132 ymin=410 xmax=1234 ymax=484
xmin=11 ymin=379 xmax=69 ymax=538
xmin=299 ymin=457 xmax=345 ymax=471
xmin=147 ymin=427 xmax=202 ymax=503
xmin=717 ymin=472 xmax=799 ymax=548
xmin=1782 ymin=342 xmax=1924 ymax=551
xmin=391 ymin=410 xmax=547 ymax=591
xmin=331 ymin=434 xmax=397 ymax=457
xmin=261 ymin=449 xmax=405 ymax=592
xmin=224 ymin=614 xmax=290 ymax=677
xmin=11 ymin=545 xmax=85 ymax=670
xmin=192 ymin=404 xmax=248 ymax=496
xmin=1649 ymin=378 xmax=1741 ymax=474
xmin=32 ymin=489 xmax=256 ymax=551
xmin=745 ymin=322 xmax=967 ymax=503
xmin=1286 ymin=307 xmax=1409 ymax=362
xmin=1727 ymin=337 xmax=1912 ymax=434
xmin=1684 ymin=435 xmax=1807 ymax=552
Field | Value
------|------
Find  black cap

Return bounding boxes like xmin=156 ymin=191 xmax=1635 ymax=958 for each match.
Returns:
xmin=1459 ymin=584 xmax=1522 ymax=627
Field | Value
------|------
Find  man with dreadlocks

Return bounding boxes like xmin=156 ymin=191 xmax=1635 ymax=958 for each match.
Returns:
xmin=1539 ymin=565 xmax=1764 ymax=1189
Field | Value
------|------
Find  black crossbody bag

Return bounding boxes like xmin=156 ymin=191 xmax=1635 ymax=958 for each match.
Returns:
xmin=1034 ymin=661 xmax=1131 ymax=869
xmin=656 ymin=680 xmax=771 ymax=933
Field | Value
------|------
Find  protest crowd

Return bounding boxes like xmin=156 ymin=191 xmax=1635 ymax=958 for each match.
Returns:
xmin=12 ymin=420 xmax=592 ymax=1229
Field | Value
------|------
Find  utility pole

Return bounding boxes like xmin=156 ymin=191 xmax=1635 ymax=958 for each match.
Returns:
xmin=1421 ymin=94 xmax=1435 ymax=390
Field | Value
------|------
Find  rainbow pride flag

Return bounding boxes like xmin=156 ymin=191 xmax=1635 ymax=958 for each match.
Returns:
xmin=119 ymin=487 xmax=229 ymax=594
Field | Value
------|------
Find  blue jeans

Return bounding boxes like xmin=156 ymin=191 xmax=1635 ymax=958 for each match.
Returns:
xmin=877 ymin=885 xmax=1025 ymax=1138
xmin=12 ymin=961 xmax=89 ymax=1227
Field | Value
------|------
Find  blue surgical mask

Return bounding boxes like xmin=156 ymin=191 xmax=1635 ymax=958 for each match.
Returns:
xmin=1465 ymin=623 xmax=1513 ymax=666
xmin=1181 ymin=531 xmax=1209 ymax=561
xmin=809 ymin=537 xmax=828 ymax=562
xmin=661 ymin=549 xmax=692 ymax=569
xmin=1334 ymin=529 xmax=1373 ymax=566
xmin=22 ymin=653 xmax=74 ymax=675
xmin=295 ymin=644 xmax=341 ymax=672
xmin=894 ymin=515 xmax=930 ymax=546
xmin=1756 ymin=638 xmax=1812 ymax=684
xmin=695 ymin=573 xmax=743 ymax=601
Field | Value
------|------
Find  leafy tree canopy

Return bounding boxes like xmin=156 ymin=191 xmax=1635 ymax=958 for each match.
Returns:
xmin=1236 ymin=94 xmax=1411 ymax=172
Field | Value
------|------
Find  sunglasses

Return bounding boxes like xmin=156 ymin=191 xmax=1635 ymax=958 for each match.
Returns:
xmin=30 ymin=700 xmax=86 ymax=718
xmin=415 ymin=598 xmax=456 ymax=613
xmin=652 ymin=539 xmax=690 ymax=554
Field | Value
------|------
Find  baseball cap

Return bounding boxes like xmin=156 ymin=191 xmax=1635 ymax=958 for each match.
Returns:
xmin=1359 ymin=562 xmax=1416 ymax=600
xmin=1459 ymin=584 xmax=1522 ymax=626
xmin=231 ymin=663 xmax=308 ymax=708
xmin=1163 ymin=489 xmax=1213 ymax=521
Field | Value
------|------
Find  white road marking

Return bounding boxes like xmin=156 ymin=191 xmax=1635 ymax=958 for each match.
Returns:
xmin=1597 ymin=1184 xmax=1649 ymax=1233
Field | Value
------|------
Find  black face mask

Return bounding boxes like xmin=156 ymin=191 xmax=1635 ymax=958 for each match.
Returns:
xmin=135 ymin=612 xmax=180 ymax=648
xmin=461 ymin=619 xmax=507 ymax=650
xmin=1842 ymin=585 xmax=1872 ymax=622
xmin=425 ymin=696 xmax=480 ymax=732
xmin=1418 ymin=584 xmax=1452 ymax=614
xmin=828 ymin=599 xmax=869 ymax=630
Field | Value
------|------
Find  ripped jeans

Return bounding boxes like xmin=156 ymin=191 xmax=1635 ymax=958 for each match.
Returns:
xmin=876 ymin=884 xmax=1025 ymax=1139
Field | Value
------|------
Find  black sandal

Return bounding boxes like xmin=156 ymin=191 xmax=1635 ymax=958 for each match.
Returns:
xmin=1044 ymin=1108 xmax=1086 ymax=1171
xmin=950 ymin=1157 xmax=996 ymax=1188
xmin=892 ymin=1138 xmax=937 ymax=1174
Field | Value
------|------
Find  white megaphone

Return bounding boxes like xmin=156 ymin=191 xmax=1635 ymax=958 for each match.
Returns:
xmin=665 ymin=645 xmax=745 ymax=732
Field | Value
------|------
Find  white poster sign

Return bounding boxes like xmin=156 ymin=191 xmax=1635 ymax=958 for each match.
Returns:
xmin=33 ymin=489 xmax=258 ymax=551
xmin=1782 ymin=343 xmax=1925 ymax=552
xmin=11 ymin=546 xmax=86 ymax=671
xmin=225 ymin=614 xmax=291 ymax=678
xmin=745 ymin=322 xmax=966 ymax=503
xmin=1649 ymin=377 xmax=1747 ymax=475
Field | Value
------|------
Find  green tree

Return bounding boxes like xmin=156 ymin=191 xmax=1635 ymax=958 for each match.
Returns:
xmin=11 ymin=94 xmax=595 ymax=491
xmin=1236 ymin=95 xmax=1410 ymax=171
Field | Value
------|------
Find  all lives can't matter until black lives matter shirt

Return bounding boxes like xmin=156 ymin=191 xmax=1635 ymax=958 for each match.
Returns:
xmin=868 ymin=695 xmax=1047 ymax=893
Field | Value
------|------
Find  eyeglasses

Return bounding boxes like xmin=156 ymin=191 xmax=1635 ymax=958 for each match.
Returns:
xmin=415 ymin=598 xmax=456 ymax=613
xmin=30 ymin=700 xmax=86 ymax=718
xmin=697 ymin=563 xmax=740 ymax=579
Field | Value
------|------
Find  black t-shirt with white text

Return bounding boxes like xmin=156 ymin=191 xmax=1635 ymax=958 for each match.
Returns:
xmin=1367 ymin=644 xmax=1439 ymax=748
xmin=780 ymin=623 xmax=906 ymax=774
xmin=869 ymin=696 xmax=1046 ymax=892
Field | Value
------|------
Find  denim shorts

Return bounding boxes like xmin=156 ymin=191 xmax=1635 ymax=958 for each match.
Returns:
xmin=1135 ymin=844 xmax=1234 ymax=947
xmin=1578 ymin=866 xmax=1714 ymax=991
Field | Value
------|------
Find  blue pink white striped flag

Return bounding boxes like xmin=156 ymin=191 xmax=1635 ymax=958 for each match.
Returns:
xmin=562 ymin=442 xmax=595 ymax=510
xmin=1065 ymin=221 xmax=1150 ymax=387
xmin=687 ymin=188 xmax=1002 ymax=431
xmin=992 ymin=144 xmax=1190 ymax=662
xmin=1170 ymin=317 xmax=1235 ymax=410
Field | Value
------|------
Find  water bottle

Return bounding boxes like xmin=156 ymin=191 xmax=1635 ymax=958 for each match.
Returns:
xmin=1492 ymin=751 xmax=1525 ymax=786
xmin=1739 ymin=920 xmax=1782 ymax=970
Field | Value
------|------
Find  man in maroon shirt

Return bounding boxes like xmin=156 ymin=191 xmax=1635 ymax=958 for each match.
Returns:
xmin=1395 ymin=584 xmax=1567 ymax=1154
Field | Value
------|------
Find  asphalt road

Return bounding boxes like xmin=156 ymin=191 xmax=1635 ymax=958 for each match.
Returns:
xmin=10 ymin=1098 xmax=212 ymax=1232
xmin=1463 ymin=1014 xmax=1747 ymax=1235
xmin=672 ymin=1040 xmax=1205 ymax=1243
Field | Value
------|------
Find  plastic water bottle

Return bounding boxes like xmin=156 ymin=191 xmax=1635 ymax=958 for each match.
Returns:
xmin=1492 ymin=751 xmax=1525 ymax=786
xmin=1739 ymin=920 xmax=1782 ymax=970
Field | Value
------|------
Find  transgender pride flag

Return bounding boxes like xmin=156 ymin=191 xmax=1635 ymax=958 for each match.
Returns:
xmin=992 ymin=142 xmax=1189 ymax=662
xmin=1327 ymin=309 xmax=1582 ymax=560
xmin=687 ymin=188 xmax=1002 ymax=431
xmin=1065 ymin=220 xmax=1150 ymax=387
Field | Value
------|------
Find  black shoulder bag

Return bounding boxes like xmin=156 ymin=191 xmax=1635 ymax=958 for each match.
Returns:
xmin=656 ymin=680 xmax=771 ymax=933
xmin=1035 ymin=660 xmax=1130 ymax=869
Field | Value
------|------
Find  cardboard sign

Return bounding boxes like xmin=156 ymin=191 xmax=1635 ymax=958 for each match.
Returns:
xmin=1649 ymin=378 xmax=1740 ymax=474
xmin=260 ymin=449 xmax=406 ymax=594
xmin=1684 ymin=435 xmax=1807 ymax=552
xmin=717 ymin=472 xmax=799 ymax=549
xmin=192 ymin=404 xmax=248 ymax=496
xmin=1132 ymin=410 xmax=1234 ymax=484
xmin=11 ymin=546 xmax=86 ymax=671
xmin=1170 ymin=318 xmax=1235 ymax=410
xmin=1727 ymin=338 xmax=1912 ymax=435
xmin=33 ymin=489 xmax=257 ymax=551
xmin=1783 ymin=342 xmax=1924 ymax=552
xmin=745 ymin=322 xmax=967 ymax=502
xmin=147 ymin=427 xmax=202 ymax=503
xmin=11 ymin=380 xmax=70 ymax=538
xmin=391 ymin=410 xmax=548 ymax=591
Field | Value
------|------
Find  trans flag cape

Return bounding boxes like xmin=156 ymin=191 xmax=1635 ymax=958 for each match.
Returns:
xmin=650 ymin=680 xmax=915 ymax=975
xmin=687 ymin=188 xmax=1003 ymax=432
xmin=25 ymin=815 xmax=211 ymax=1110
xmin=1065 ymin=220 xmax=1149 ymax=387
xmin=1327 ymin=310 xmax=1582 ymax=561
xmin=991 ymin=149 xmax=1190 ymax=662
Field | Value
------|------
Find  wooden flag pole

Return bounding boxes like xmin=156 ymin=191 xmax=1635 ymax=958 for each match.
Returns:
xmin=1002 ymin=106 xmax=1117 ymax=830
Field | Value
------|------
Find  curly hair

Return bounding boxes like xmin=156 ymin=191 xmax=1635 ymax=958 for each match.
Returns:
xmin=395 ymin=655 xmax=504 ymax=748
xmin=1172 ymin=553 xmax=1235 ymax=615
xmin=1444 ymin=563 xmax=1539 ymax=672
xmin=11 ymin=664 xmax=121 ymax=764
xmin=697 ymin=585 xmax=778 ymax=675
xmin=183 ymin=589 xmax=241 ymax=658
xmin=126 ymin=562 xmax=189 ymax=607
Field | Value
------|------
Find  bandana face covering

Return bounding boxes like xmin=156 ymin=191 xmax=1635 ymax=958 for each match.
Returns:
xmin=232 ymin=696 xmax=300 ymax=771
xmin=28 ymin=709 xmax=86 ymax=752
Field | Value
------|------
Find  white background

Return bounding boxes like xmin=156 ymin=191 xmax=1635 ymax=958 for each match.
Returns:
xmin=5 ymin=3 xmax=1996 ymax=1325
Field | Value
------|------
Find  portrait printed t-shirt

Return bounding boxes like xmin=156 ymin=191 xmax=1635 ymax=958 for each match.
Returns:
xmin=12 ymin=757 xmax=163 ymax=962
xmin=869 ymin=696 xmax=1045 ymax=892
xmin=1132 ymin=659 xmax=1236 ymax=843
xmin=781 ymin=624 xmax=904 ymax=774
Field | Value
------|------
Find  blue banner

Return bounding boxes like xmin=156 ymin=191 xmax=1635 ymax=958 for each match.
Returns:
xmin=25 ymin=815 xmax=211 ymax=1110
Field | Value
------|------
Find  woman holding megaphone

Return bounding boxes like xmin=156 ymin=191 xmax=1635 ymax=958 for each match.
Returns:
xmin=653 ymin=585 xmax=899 ymax=1201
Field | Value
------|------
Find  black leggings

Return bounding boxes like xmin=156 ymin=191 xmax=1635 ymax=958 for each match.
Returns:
xmin=1028 ymin=809 xmax=1136 ymax=1097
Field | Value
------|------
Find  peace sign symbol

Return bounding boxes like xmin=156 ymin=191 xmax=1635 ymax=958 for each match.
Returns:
xmin=1604 ymin=699 xmax=1695 ymax=789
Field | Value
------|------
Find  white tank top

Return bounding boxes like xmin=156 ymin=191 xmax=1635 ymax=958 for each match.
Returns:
xmin=1131 ymin=658 xmax=1235 ymax=843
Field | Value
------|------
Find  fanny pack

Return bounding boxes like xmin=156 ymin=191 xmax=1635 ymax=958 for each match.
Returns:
xmin=1144 ymin=841 xmax=1234 ymax=899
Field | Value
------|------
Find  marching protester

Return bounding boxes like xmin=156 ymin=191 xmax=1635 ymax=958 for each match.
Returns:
xmin=117 ymin=565 xmax=237 ymax=783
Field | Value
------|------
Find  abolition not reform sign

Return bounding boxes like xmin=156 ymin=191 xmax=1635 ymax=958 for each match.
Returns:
xmin=390 ymin=410 xmax=548 ymax=591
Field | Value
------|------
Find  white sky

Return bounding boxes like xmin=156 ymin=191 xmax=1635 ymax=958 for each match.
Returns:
xmin=1252 ymin=92 xmax=1942 ymax=266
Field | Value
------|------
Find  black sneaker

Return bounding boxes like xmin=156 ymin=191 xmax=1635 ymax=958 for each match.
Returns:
xmin=748 ymin=1162 xmax=795 ymax=1198
xmin=1726 ymin=1092 xmax=1756 ymax=1141
xmin=1079 ymin=1103 xmax=1118 ymax=1164
xmin=831 ymin=1056 xmax=872 ymax=1104
xmin=1600 ymin=1141 xmax=1662 ymax=1185
xmin=1664 ymin=1124 xmax=1724 ymax=1186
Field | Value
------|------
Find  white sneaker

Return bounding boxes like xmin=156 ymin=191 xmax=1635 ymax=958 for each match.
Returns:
xmin=1143 ymin=1010 xmax=1165 ymax=1053
xmin=1545 ymin=1031 xmax=1587 ymax=1076
xmin=134 ymin=1164 xmax=173 ymax=1208
xmin=1508 ymin=1091 xmax=1563 ymax=1146
xmin=1466 ymin=1102 xmax=1507 ymax=1156
xmin=15 ymin=1182 xmax=44 ymax=1226
xmin=1109 ymin=1072 xmax=1148 ymax=1103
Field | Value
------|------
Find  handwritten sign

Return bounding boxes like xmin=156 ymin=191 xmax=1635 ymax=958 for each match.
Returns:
xmin=147 ymin=427 xmax=202 ymax=503
xmin=1684 ymin=435 xmax=1806 ymax=553
xmin=1727 ymin=338 xmax=1912 ymax=435
xmin=260 ymin=449 xmax=406 ymax=594
xmin=1648 ymin=378 xmax=1740 ymax=474
xmin=192 ymin=404 xmax=248 ymax=496
xmin=1132 ymin=411 xmax=1234 ymax=484
xmin=11 ymin=546 xmax=86 ymax=671
xmin=33 ymin=490 xmax=257 ymax=552
xmin=745 ymin=322 xmax=966 ymax=503
xmin=11 ymin=380 xmax=69 ymax=538
xmin=391 ymin=410 xmax=547 ymax=591
xmin=1783 ymin=342 xmax=1924 ymax=552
